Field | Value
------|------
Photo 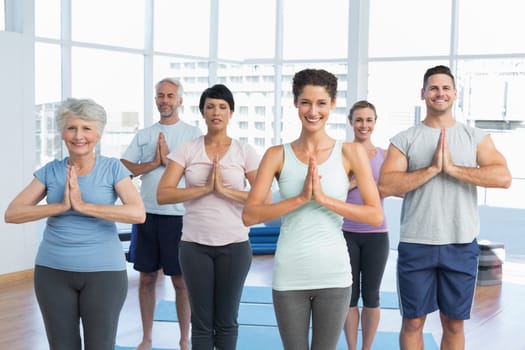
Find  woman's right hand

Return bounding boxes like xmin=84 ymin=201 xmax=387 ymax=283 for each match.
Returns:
xmin=62 ymin=166 xmax=72 ymax=211
xmin=205 ymin=155 xmax=217 ymax=194
xmin=299 ymin=156 xmax=315 ymax=203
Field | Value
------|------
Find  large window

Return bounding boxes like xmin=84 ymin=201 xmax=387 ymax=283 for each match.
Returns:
xmin=369 ymin=0 xmax=451 ymax=57
xmin=35 ymin=0 xmax=60 ymax=39
xmin=154 ymin=0 xmax=209 ymax=56
xmin=71 ymin=47 xmax=144 ymax=158
xmin=0 ymin=1 xmax=5 ymax=31
xmin=458 ymin=0 xmax=525 ymax=55
xmin=31 ymin=0 xmax=525 ymax=210
xmin=218 ymin=0 xmax=275 ymax=60
xmin=283 ymin=0 xmax=348 ymax=60
xmin=72 ymin=0 xmax=144 ymax=49
xmin=35 ymin=42 xmax=62 ymax=164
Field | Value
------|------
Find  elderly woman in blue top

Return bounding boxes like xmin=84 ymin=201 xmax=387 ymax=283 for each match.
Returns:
xmin=4 ymin=98 xmax=145 ymax=350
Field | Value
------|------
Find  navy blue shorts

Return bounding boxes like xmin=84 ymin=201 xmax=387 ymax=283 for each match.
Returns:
xmin=133 ymin=213 xmax=183 ymax=276
xmin=397 ymin=239 xmax=479 ymax=320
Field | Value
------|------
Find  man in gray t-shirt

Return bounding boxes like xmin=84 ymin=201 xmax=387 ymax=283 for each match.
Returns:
xmin=378 ymin=65 xmax=511 ymax=350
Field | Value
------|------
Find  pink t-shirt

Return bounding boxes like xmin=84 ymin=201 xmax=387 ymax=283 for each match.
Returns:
xmin=168 ymin=136 xmax=260 ymax=246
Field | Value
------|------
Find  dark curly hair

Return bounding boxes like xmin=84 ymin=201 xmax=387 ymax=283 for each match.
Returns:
xmin=292 ymin=69 xmax=338 ymax=102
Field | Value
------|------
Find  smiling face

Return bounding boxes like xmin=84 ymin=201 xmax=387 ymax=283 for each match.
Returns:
xmin=155 ymin=81 xmax=182 ymax=119
xmin=61 ymin=116 xmax=100 ymax=158
xmin=421 ymin=73 xmax=457 ymax=116
xmin=294 ymin=84 xmax=335 ymax=131
xmin=202 ymin=97 xmax=232 ymax=131
xmin=350 ymin=107 xmax=376 ymax=142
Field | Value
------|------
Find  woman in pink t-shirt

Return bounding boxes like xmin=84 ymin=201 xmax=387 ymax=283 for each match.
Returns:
xmin=157 ymin=84 xmax=261 ymax=350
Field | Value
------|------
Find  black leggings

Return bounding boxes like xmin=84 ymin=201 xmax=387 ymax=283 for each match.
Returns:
xmin=34 ymin=265 xmax=128 ymax=350
xmin=343 ymin=231 xmax=389 ymax=308
xmin=179 ymin=240 xmax=252 ymax=350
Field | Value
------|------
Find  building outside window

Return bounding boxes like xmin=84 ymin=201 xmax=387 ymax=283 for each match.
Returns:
xmin=31 ymin=0 xmax=525 ymax=210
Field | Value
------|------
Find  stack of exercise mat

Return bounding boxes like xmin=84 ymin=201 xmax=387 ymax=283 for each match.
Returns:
xmin=477 ymin=240 xmax=505 ymax=286
xmin=248 ymin=226 xmax=280 ymax=255
xmin=114 ymin=285 xmax=439 ymax=350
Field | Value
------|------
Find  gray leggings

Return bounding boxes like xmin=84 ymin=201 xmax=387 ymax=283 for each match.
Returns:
xmin=179 ymin=240 xmax=252 ymax=350
xmin=272 ymin=287 xmax=351 ymax=350
xmin=34 ymin=265 xmax=128 ymax=350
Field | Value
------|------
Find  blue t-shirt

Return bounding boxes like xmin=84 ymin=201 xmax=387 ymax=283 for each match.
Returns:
xmin=121 ymin=121 xmax=202 ymax=215
xmin=34 ymin=156 xmax=131 ymax=272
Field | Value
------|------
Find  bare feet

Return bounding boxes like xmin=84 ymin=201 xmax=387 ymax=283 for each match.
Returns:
xmin=135 ymin=340 xmax=152 ymax=350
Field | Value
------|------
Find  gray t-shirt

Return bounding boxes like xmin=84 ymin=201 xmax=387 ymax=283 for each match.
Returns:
xmin=390 ymin=122 xmax=487 ymax=244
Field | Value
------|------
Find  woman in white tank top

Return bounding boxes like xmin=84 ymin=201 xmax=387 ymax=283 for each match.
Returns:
xmin=243 ymin=69 xmax=383 ymax=350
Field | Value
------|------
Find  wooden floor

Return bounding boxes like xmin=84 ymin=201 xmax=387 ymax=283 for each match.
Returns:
xmin=1 ymin=252 xmax=524 ymax=350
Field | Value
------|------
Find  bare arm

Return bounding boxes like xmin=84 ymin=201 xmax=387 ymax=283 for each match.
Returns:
xmin=378 ymin=143 xmax=440 ymax=198
xmin=120 ymin=133 xmax=164 ymax=177
xmin=4 ymin=178 xmax=70 ymax=224
xmin=243 ymin=146 xmax=309 ymax=226
xmin=157 ymin=159 xmax=212 ymax=204
xmin=215 ymin=166 xmax=258 ymax=204
xmin=120 ymin=158 xmax=158 ymax=177
xmin=68 ymin=166 xmax=145 ymax=224
xmin=312 ymin=142 xmax=383 ymax=226
xmin=444 ymin=134 xmax=511 ymax=188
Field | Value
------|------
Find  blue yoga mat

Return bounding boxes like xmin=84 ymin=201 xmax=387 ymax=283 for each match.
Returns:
xmin=241 ymin=285 xmax=273 ymax=303
xmin=360 ymin=290 xmax=399 ymax=309
xmin=241 ymin=286 xmax=399 ymax=309
xmin=155 ymin=300 xmax=277 ymax=326
xmin=238 ymin=325 xmax=438 ymax=350
xmin=155 ymin=287 xmax=399 ymax=326
xmin=116 ymin=327 xmax=438 ymax=350
xmin=114 ymin=346 xmax=176 ymax=350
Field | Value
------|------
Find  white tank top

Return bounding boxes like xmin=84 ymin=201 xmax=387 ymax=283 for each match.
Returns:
xmin=273 ymin=141 xmax=352 ymax=291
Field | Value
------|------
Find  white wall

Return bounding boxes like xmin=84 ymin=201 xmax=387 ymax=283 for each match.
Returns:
xmin=0 ymin=14 xmax=39 ymax=274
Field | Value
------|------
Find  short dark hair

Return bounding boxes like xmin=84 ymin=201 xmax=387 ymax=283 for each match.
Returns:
xmin=292 ymin=69 xmax=338 ymax=102
xmin=348 ymin=100 xmax=377 ymax=122
xmin=423 ymin=65 xmax=456 ymax=89
xmin=198 ymin=84 xmax=235 ymax=114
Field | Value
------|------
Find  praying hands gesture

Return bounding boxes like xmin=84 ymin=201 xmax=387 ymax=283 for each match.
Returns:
xmin=205 ymin=154 xmax=250 ymax=203
xmin=205 ymin=154 xmax=227 ymax=196
xmin=299 ymin=156 xmax=328 ymax=206
xmin=152 ymin=132 xmax=170 ymax=167
xmin=430 ymin=128 xmax=455 ymax=176
xmin=5 ymin=162 xmax=144 ymax=225
xmin=158 ymin=153 xmax=255 ymax=205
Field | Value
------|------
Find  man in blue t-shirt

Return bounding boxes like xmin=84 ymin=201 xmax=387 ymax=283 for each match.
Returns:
xmin=121 ymin=78 xmax=201 ymax=350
